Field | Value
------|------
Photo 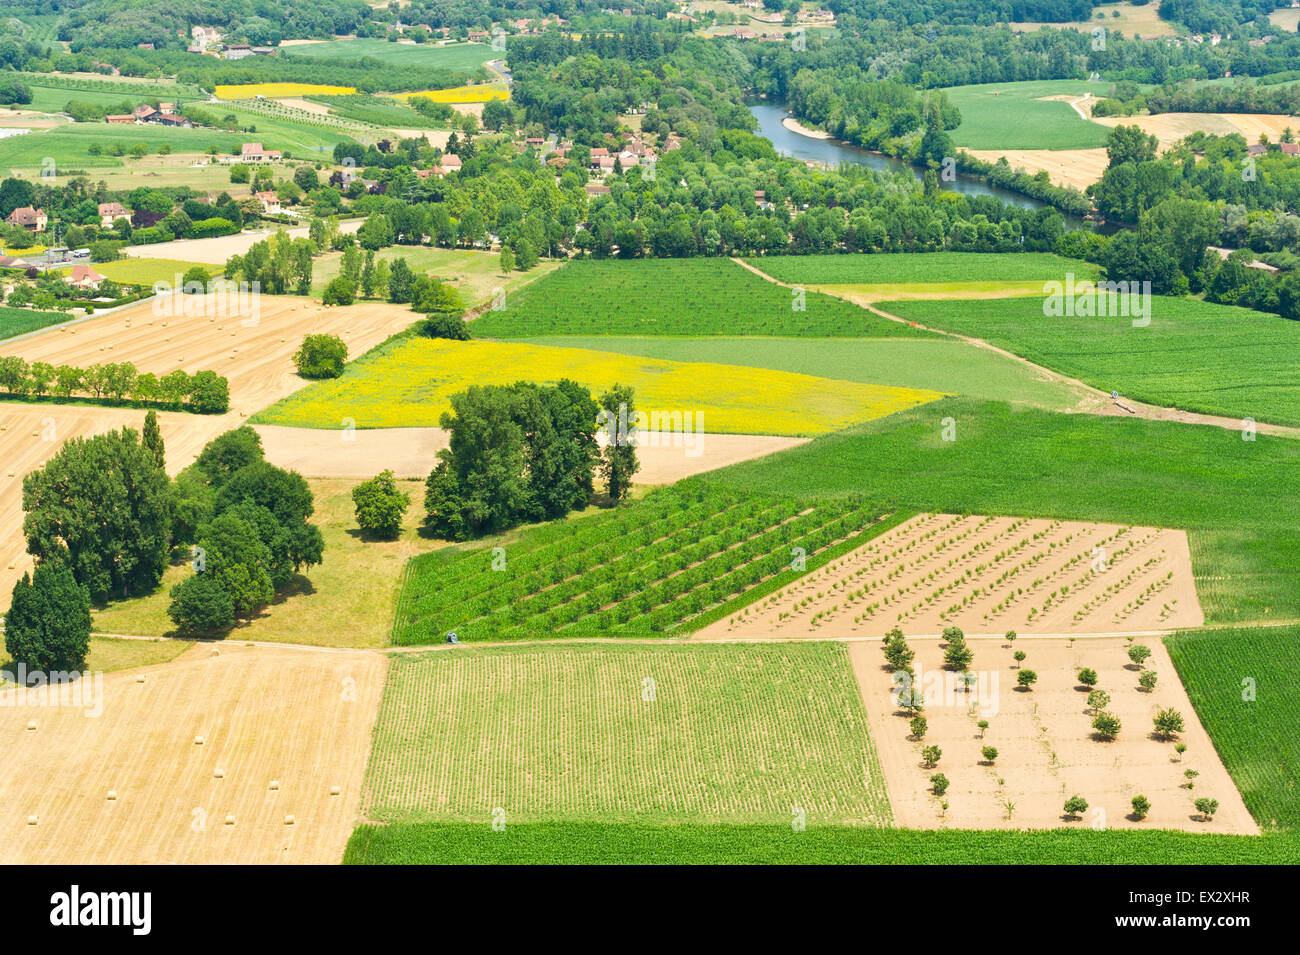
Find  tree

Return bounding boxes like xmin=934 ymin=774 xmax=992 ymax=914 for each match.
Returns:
xmin=1016 ymin=669 xmax=1038 ymax=689
xmin=1131 ymin=795 xmax=1151 ymax=820
xmin=1153 ymin=707 xmax=1185 ymax=740
xmin=1091 ymin=711 xmax=1122 ymax=741
xmin=1063 ymin=795 xmax=1088 ymax=819
xmin=883 ymin=628 xmax=913 ymax=671
xmin=499 ymin=244 xmax=515 ymax=273
xmin=598 ymin=384 xmax=639 ymax=503
xmin=294 ymin=333 xmax=348 ymax=379
xmin=194 ymin=513 xmax=275 ymax=617
xmin=1138 ymin=670 xmax=1158 ymax=691
xmin=1087 ymin=688 xmax=1110 ymax=713
xmin=22 ymin=425 xmax=171 ymax=602
xmin=909 ymin=715 xmax=927 ymax=740
xmin=352 ymin=470 xmax=411 ymax=540
xmin=921 ymin=745 xmax=942 ymax=768
xmin=1105 ymin=124 xmax=1158 ymax=168
xmin=1194 ymin=797 xmax=1219 ymax=821
xmin=977 ymin=719 xmax=989 ymax=738
xmin=1128 ymin=644 xmax=1152 ymax=667
xmin=166 ymin=572 xmax=235 ymax=634
xmin=1013 ymin=649 xmax=1026 ymax=668
xmin=1076 ymin=667 xmax=1098 ymax=688
xmin=981 ymin=745 xmax=998 ymax=764
xmin=142 ymin=410 xmax=165 ymax=469
xmin=189 ymin=371 xmax=229 ymax=414
xmin=4 ymin=564 xmax=92 ymax=672
xmin=387 ymin=257 xmax=414 ymax=303
xmin=322 ymin=276 xmax=356 ymax=306
xmin=421 ymin=312 xmax=471 ymax=340
xmin=942 ymin=627 xmax=973 ymax=670
xmin=930 ymin=773 xmax=949 ymax=796
xmin=194 ymin=426 xmax=263 ymax=485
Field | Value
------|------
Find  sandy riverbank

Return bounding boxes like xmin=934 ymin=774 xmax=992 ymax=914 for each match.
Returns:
xmin=781 ymin=115 xmax=832 ymax=139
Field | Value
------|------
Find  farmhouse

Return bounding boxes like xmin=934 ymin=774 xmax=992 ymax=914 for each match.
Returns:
xmin=67 ymin=264 xmax=105 ymax=291
xmin=5 ymin=206 xmax=47 ymax=232
xmin=105 ymin=114 xmax=134 ymax=124
xmin=254 ymin=191 xmax=282 ymax=215
xmin=240 ymin=143 xmax=283 ymax=163
xmin=97 ymin=202 xmax=131 ymax=228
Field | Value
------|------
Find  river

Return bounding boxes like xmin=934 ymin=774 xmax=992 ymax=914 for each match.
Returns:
xmin=749 ymin=102 xmax=1095 ymax=230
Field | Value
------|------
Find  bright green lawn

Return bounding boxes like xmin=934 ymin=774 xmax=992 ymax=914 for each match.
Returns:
xmin=884 ymin=295 xmax=1300 ymax=428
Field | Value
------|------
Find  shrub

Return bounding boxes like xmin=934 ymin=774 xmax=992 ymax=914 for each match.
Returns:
xmin=1138 ymin=669 xmax=1158 ymax=691
xmin=167 ymin=572 xmax=236 ymax=633
xmin=4 ymin=564 xmax=92 ymax=673
xmin=421 ymin=311 xmax=471 ymax=340
xmin=352 ymin=470 xmax=412 ymax=540
xmin=322 ymin=276 xmax=356 ymax=306
xmin=1128 ymin=644 xmax=1152 ymax=666
xmin=921 ymin=745 xmax=942 ymax=768
xmin=1076 ymin=667 xmax=1098 ymax=687
xmin=1194 ymin=797 xmax=1219 ymax=821
xmin=981 ymin=745 xmax=998 ymax=764
xmin=909 ymin=715 xmax=927 ymax=740
xmin=1063 ymin=795 xmax=1088 ymax=819
xmin=1092 ymin=711 xmax=1122 ymax=740
xmin=1131 ymin=794 xmax=1151 ymax=820
xmin=1153 ymin=707 xmax=1185 ymax=740
xmin=930 ymin=773 xmax=949 ymax=796
xmin=1016 ymin=669 xmax=1038 ymax=689
xmin=294 ymin=333 xmax=348 ymax=379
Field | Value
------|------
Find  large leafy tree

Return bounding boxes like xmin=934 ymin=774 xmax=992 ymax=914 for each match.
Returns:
xmin=5 ymin=564 xmax=92 ymax=673
xmin=22 ymin=425 xmax=171 ymax=602
xmin=599 ymin=384 xmax=640 ymax=504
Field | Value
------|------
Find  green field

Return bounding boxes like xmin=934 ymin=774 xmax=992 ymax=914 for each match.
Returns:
xmin=391 ymin=481 xmax=887 ymax=643
xmin=361 ymin=642 xmax=891 ymax=825
xmin=1167 ymin=626 xmax=1300 ymax=831
xmin=945 ymin=80 xmax=1113 ymax=150
xmin=745 ymin=252 xmax=1099 ymax=286
xmin=287 ymin=38 xmax=497 ymax=71
xmin=345 ymin=821 xmax=1300 ymax=864
xmin=470 ymin=259 xmax=934 ymax=338
xmin=884 ymin=295 xmax=1300 ymax=428
xmin=0 ymin=305 xmax=74 ymax=341
xmin=516 ymin=336 xmax=1089 ymax=411
xmin=707 ymin=396 xmax=1300 ymax=624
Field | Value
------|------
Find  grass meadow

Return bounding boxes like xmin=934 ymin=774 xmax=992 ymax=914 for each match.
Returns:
xmin=361 ymin=642 xmax=892 ymax=826
xmin=285 ymin=39 xmax=497 ymax=71
xmin=251 ymin=337 xmax=944 ymax=435
xmin=945 ymin=80 xmax=1113 ymax=150
xmin=470 ymin=258 xmax=932 ymax=338
xmin=884 ymin=295 xmax=1300 ymax=428
xmin=745 ymin=252 xmax=1098 ymax=286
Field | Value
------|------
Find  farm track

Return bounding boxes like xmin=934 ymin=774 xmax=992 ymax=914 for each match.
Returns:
xmin=733 ymin=258 xmax=1300 ymax=439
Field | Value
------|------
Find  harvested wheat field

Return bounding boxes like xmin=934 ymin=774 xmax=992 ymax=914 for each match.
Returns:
xmin=0 ymin=642 xmax=384 ymax=863
xmin=694 ymin=513 xmax=1203 ymax=640
xmin=120 ymin=219 xmax=361 ymax=264
xmin=850 ymin=636 xmax=1256 ymax=834
xmin=966 ymin=147 xmax=1109 ymax=190
xmin=1092 ymin=112 xmax=1300 ymax=149
xmin=0 ymin=293 xmax=419 ymax=416
xmin=253 ymin=423 xmax=806 ymax=483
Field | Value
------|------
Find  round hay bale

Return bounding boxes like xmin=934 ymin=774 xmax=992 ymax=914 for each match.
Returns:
xmin=194 ymin=735 xmax=205 ymax=745
xmin=224 ymin=814 xmax=236 ymax=826
xmin=284 ymin=814 xmax=295 ymax=825
xmin=25 ymin=720 xmax=36 ymax=731
xmin=329 ymin=785 xmax=341 ymax=797
xmin=136 ymin=674 xmax=145 ymax=683
xmin=269 ymin=780 xmax=280 ymax=791
xmin=210 ymin=648 xmax=220 ymax=657
xmin=214 ymin=768 xmax=225 ymax=779
xmin=26 ymin=815 xmax=37 ymax=826
xmin=107 ymin=790 xmax=117 ymax=801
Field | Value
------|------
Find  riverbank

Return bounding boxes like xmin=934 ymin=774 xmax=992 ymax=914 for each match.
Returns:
xmin=781 ymin=115 xmax=833 ymax=140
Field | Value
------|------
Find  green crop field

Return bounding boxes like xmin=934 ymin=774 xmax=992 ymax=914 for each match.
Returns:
xmin=0 ymin=305 xmax=75 ymax=341
xmin=516 ymin=336 xmax=1089 ymax=411
xmin=707 ymin=397 xmax=1300 ymax=624
xmin=286 ymin=38 xmax=497 ymax=71
xmin=361 ymin=641 xmax=891 ymax=825
xmin=391 ymin=481 xmax=889 ymax=644
xmin=883 ymin=295 xmax=1300 ymax=428
xmin=345 ymin=821 xmax=1300 ymax=864
xmin=1167 ymin=625 xmax=1300 ymax=831
xmin=470 ymin=259 xmax=933 ymax=338
xmin=304 ymin=93 xmax=445 ymax=129
xmin=945 ymin=80 xmax=1113 ymax=150
xmin=745 ymin=252 xmax=1098 ymax=286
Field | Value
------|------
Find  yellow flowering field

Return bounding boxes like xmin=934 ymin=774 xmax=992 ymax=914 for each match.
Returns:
xmin=396 ymin=85 xmax=510 ymax=104
xmin=214 ymin=83 xmax=357 ymax=100
xmin=251 ymin=338 xmax=944 ymax=435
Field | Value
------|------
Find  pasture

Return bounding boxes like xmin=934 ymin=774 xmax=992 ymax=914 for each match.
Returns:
xmin=361 ymin=641 xmax=892 ymax=825
xmin=312 ymin=245 xmax=557 ymax=305
xmin=945 ymin=80 xmax=1112 ymax=150
xmin=390 ymin=481 xmax=889 ymax=644
xmin=882 ymin=295 xmax=1300 ymax=428
xmin=286 ymin=39 xmax=496 ymax=71
xmin=1167 ymin=625 xmax=1300 ymax=830
xmin=471 ymin=258 xmax=932 ymax=338
xmin=745 ymin=252 xmax=1097 ymax=286
xmin=250 ymin=337 xmax=945 ymax=435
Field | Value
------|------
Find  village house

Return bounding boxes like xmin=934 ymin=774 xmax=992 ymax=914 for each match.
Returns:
xmin=67 ymin=263 xmax=105 ymax=291
xmin=254 ymin=191 xmax=282 ymax=215
xmin=105 ymin=114 xmax=135 ymax=124
xmin=440 ymin=153 xmax=463 ymax=172
xmin=5 ymin=206 xmax=47 ymax=232
xmin=98 ymin=202 xmax=131 ymax=228
xmin=240 ymin=142 xmax=282 ymax=163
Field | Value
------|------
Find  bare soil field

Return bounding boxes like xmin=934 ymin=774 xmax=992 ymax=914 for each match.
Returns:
xmin=695 ymin=513 xmax=1203 ymax=640
xmin=850 ymin=636 xmax=1257 ymax=834
xmin=253 ymin=423 xmax=807 ymax=483
xmin=1091 ymin=112 xmax=1300 ymax=148
xmin=0 ymin=294 xmax=419 ymax=600
xmin=121 ymin=219 xmax=362 ymax=264
xmin=0 ymin=642 xmax=384 ymax=863
xmin=1009 ymin=3 xmax=1179 ymax=37
xmin=966 ymin=147 xmax=1109 ymax=190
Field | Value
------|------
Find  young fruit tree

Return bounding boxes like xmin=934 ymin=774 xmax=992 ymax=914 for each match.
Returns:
xmin=1063 ymin=795 xmax=1088 ymax=819
xmin=1131 ymin=795 xmax=1151 ymax=820
xmin=1194 ymin=798 xmax=1219 ymax=822
xmin=1076 ymin=667 xmax=1098 ymax=688
xmin=1153 ymin=707 xmax=1185 ymax=740
xmin=921 ymin=745 xmax=942 ymax=768
xmin=981 ymin=745 xmax=998 ymax=764
xmin=909 ymin=715 xmax=927 ymax=740
xmin=1016 ymin=669 xmax=1038 ymax=689
xmin=1128 ymin=644 xmax=1152 ymax=667
xmin=1091 ymin=711 xmax=1122 ymax=741
xmin=930 ymin=773 xmax=949 ymax=796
